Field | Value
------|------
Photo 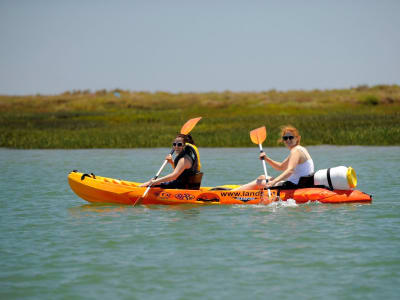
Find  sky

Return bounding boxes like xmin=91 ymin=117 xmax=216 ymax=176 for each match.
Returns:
xmin=0 ymin=0 xmax=399 ymax=95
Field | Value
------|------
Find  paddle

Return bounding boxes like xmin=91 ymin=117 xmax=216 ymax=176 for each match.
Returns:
xmin=250 ymin=126 xmax=271 ymax=198
xmin=134 ymin=117 xmax=202 ymax=205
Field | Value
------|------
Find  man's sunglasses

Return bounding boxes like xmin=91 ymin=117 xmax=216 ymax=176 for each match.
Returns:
xmin=172 ymin=142 xmax=184 ymax=147
xmin=282 ymin=136 xmax=294 ymax=141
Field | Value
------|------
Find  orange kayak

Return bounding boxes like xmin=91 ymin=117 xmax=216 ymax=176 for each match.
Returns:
xmin=68 ymin=171 xmax=372 ymax=205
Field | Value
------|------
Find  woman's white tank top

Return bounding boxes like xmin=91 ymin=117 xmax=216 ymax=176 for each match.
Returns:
xmin=287 ymin=146 xmax=314 ymax=184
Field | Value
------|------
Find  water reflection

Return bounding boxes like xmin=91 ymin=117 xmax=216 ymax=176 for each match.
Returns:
xmin=68 ymin=203 xmax=204 ymax=219
xmin=68 ymin=203 xmax=133 ymax=218
xmin=69 ymin=200 xmax=369 ymax=219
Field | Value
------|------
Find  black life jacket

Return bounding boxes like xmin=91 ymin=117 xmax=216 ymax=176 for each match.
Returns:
xmin=173 ymin=143 xmax=202 ymax=189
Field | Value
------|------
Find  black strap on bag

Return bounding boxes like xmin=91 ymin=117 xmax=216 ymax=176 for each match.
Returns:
xmin=327 ymin=168 xmax=334 ymax=190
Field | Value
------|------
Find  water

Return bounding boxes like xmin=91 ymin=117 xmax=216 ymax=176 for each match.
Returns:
xmin=1 ymin=146 xmax=399 ymax=300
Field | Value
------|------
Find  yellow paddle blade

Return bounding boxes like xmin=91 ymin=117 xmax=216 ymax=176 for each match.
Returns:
xmin=180 ymin=117 xmax=202 ymax=135
xmin=250 ymin=126 xmax=267 ymax=144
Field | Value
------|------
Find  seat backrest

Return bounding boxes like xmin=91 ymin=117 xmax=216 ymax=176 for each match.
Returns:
xmin=297 ymin=173 xmax=315 ymax=188
xmin=186 ymin=172 xmax=203 ymax=190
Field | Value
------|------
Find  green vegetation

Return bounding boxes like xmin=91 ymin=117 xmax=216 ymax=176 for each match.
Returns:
xmin=1 ymin=85 xmax=399 ymax=148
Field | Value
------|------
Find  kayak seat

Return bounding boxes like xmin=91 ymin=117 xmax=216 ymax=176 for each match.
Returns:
xmin=185 ymin=172 xmax=203 ymax=190
xmin=297 ymin=173 xmax=316 ymax=188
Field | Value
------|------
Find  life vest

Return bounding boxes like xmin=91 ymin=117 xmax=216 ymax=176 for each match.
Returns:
xmin=173 ymin=143 xmax=202 ymax=189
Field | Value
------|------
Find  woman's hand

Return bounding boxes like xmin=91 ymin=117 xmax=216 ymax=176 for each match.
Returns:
xmin=139 ymin=178 xmax=156 ymax=187
xmin=259 ymin=152 xmax=267 ymax=161
xmin=265 ymin=179 xmax=276 ymax=188
xmin=165 ymin=154 xmax=173 ymax=164
xmin=139 ymin=181 xmax=148 ymax=187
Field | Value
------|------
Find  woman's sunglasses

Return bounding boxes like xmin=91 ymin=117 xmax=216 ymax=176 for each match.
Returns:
xmin=282 ymin=136 xmax=294 ymax=141
xmin=172 ymin=142 xmax=184 ymax=147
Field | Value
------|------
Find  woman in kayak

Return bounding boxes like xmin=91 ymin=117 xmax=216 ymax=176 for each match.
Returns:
xmin=235 ymin=125 xmax=314 ymax=190
xmin=140 ymin=134 xmax=202 ymax=189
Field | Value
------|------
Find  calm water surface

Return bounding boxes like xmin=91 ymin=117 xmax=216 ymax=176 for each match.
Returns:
xmin=1 ymin=147 xmax=400 ymax=299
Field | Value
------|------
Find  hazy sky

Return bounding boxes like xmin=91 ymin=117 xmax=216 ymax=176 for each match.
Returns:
xmin=0 ymin=0 xmax=399 ymax=95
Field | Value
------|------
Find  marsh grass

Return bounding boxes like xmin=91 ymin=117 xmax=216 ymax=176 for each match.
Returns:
xmin=1 ymin=85 xmax=399 ymax=148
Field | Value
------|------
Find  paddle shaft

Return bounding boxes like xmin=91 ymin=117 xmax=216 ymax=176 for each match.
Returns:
xmin=135 ymin=149 xmax=174 ymax=204
xmin=258 ymin=144 xmax=272 ymax=198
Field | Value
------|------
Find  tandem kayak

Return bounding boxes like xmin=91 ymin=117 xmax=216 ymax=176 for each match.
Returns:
xmin=68 ymin=171 xmax=372 ymax=205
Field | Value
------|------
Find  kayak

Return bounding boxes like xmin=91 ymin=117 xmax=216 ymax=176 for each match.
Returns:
xmin=68 ymin=171 xmax=372 ymax=205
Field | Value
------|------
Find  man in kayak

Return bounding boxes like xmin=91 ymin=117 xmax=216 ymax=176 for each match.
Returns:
xmin=140 ymin=134 xmax=202 ymax=189
xmin=235 ymin=125 xmax=314 ymax=190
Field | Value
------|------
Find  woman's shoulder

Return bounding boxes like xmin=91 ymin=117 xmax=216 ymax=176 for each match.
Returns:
xmin=290 ymin=145 xmax=308 ymax=156
xmin=291 ymin=145 xmax=302 ymax=152
xmin=176 ymin=153 xmax=193 ymax=165
xmin=294 ymin=145 xmax=312 ymax=160
xmin=183 ymin=153 xmax=194 ymax=160
xmin=294 ymin=145 xmax=307 ymax=151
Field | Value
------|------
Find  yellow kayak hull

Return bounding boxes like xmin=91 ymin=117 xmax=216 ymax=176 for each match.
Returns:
xmin=68 ymin=171 xmax=372 ymax=205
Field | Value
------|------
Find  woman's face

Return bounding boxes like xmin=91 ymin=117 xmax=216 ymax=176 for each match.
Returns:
xmin=172 ymin=137 xmax=185 ymax=154
xmin=282 ymin=130 xmax=297 ymax=148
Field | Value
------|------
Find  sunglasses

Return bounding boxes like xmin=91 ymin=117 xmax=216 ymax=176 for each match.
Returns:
xmin=172 ymin=142 xmax=184 ymax=147
xmin=282 ymin=136 xmax=294 ymax=141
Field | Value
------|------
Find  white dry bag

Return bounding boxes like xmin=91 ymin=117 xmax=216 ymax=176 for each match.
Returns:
xmin=314 ymin=166 xmax=357 ymax=190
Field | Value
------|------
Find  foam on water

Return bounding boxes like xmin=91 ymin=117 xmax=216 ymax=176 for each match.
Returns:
xmin=275 ymin=198 xmax=298 ymax=207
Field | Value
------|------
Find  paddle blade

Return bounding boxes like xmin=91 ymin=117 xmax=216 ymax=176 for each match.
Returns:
xmin=250 ymin=126 xmax=267 ymax=145
xmin=180 ymin=117 xmax=202 ymax=135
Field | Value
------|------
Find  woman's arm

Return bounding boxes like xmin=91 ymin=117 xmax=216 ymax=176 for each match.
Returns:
xmin=166 ymin=154 xmax=174 ymax=168
xmin=266 ymin=148 xmax=301 ymax=187
xmin=141 ymin=156 xmax=191 ymax=186
xmin=260 ymin=152 xmax=290 ymax=171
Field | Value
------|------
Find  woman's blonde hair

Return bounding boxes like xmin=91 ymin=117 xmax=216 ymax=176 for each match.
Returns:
xmin=277 ymin=125 xmax=301 ymax=145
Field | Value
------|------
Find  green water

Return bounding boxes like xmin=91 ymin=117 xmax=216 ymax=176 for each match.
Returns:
xmin=1 ymin=147 xmax=399 ymax=299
